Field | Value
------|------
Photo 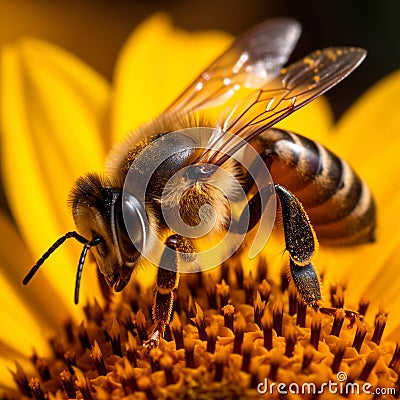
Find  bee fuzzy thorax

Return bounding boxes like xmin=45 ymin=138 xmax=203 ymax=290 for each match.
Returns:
xmin=105 ymin=113 xmax=213 ymax=181
xmin=160 ymin=159 xmax=244 ymax=232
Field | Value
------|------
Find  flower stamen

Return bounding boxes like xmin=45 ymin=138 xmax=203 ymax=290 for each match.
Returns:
xmin=331 ymin=339 xmax=346 ymax=373
xmin=191 ymin=302 xmax=207 ymax=341
xmin=184 ymin=334 xmax=196 ymax=368
xmin=206 ymin=322 xmax=218 ymax=353
xmin=359 ymin=350 xmax=380 ymax=381
xmin=233 ymin=314 xmax=246 ymax=354
xmin=215 ymin=349 xmax=226 ymax=381
xmin=358 ymin=296 xmax=370 ymax=316
xmin=253 ymin=292 xmax=266 ymax=330
xmin=135 ymin=309 xmax=148 ymax=344
xmin=244 ymin=270 xmax=255 ymax=305
xmin=261 ymin=308 xmax=273 ymax=350
xmin=64 ymin=350 xmax=77 ymax=374
xmin=35 ymin=357 xmax=51 ymax=382
xmin=301 ymin=345 xmax=314 ymax=373
xmin=217 ymin=279 xmax=230 ymax=308
xmin=60 ymin=370 xmax=75 ymax=398
xmin=222 ymin=304 xmax=235 ymax=331
xmin=160 ymin=355 xmax=175 ymax=385
xmin=310 ymin=313 xmax=322 ymax=349
xmin=170 ymin=312 xmax=184 ymax=349
xmin=110 ymin=318 xmax=123 ymax=357
xmin=352 ymin=322 xmax=368 ymax=352
xmin=29 ymin=377 xmax=46 ymax=400
xmin=372 ymin=313 xmax=387 ymax=345
xmin=284 ymin=326 xmax=296 ymax=357
xmin=330 ymin=308 xmax=346 ymax=336
xmin=272 ymin=298 xmax=284 ymax=336
xmin=91 ymin=341 xmax=107 ymax=376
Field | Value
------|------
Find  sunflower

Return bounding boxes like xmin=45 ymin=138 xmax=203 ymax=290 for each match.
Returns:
xmin=1 ymin=13 xmax=400 ymax=399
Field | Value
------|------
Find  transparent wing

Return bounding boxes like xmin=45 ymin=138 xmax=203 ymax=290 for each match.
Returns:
xmin=196 ymin=47 xmax=367 ymax=166
xmin=166 ymin=18 xmax=301 ymax=114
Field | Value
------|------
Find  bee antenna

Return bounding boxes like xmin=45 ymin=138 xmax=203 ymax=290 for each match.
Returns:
xmin=23 ymin=231 xmax=89 ymax=285
xmin=74 ymin=236 xmax=103 ymax=305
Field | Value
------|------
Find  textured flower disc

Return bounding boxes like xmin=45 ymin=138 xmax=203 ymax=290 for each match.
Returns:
xmin=2 ymin=253 xmax=399 ymax=400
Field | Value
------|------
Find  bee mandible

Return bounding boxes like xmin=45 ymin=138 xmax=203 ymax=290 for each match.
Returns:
xmin=23 ymin=18 xmax=375 ymax=347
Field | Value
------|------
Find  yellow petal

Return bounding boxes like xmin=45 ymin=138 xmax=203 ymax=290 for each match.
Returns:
xmin=0 ymin=269 xmax=50 ymax=385
xmin=0 ymin=271 xmax=49 ymax=354
xmin=0 ymin=38 xmax=110 ymax=308
xmin=330 ymin=69 xmax=400 ymax=200
xmin=319 ymin=191 xmax=400 ymax=304
xmin=0 ymin=354 xmax=34 ymax=388
xmin=303 ymin=71 xmax=400 ymax=321
xmin=0 ymin=211 xmax=70 ymax=328
xmin=362 ymin=232 xmax=400 ymax=340
xmin=332 ymin=69 xmax=400 ymax=163
xmin=111 ymin=13 xmax=232 ymax=143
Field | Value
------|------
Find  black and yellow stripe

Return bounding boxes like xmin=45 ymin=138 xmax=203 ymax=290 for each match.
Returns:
xmin=256 ymin=128 xmax=376 ymax=245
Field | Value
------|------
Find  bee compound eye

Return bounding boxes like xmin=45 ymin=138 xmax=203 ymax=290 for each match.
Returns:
xmin=121 ymin=192 xmax=148 ymax=254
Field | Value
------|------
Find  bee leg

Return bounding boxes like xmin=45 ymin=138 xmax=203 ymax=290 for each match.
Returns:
xmin=233 ymin=184 xmax=276 ymax=234
xmin=146 ymin=268 xmax=178 ymax=348
xmin=276 ymin=184 xmax=362 ymax=326
xmin=146 ymin=234 xmax=195 ymax=348
xmin=274 ymin=184 xmax=322 ymax=309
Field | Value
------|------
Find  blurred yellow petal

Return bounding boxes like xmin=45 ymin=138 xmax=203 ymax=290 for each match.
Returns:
xmin=0 ymin=211 xmax=69 ymax=328
xmin=319 ymin=191 xmax=400 ymax=302
xmin=0 ymin=272 xmax=49 ymax=356
xmin=111 ymin=13 xmax=231 ymax=142
xmin=0 ymin=38 xmax=110 ymax=310
xmin=0 ymin=355 xmax=33 ymax=389
xmin=331 ymin=69 xmax=400 ymax=203
xmin=314 ymin=71 xmax=400 ymax=322
xmin=332 ymin=69 xmax=400 ymax=208
xmin=332 ymin=69 xmax=400 ymax=165
xmin=0 ymin=266 xmax=50 ymax=386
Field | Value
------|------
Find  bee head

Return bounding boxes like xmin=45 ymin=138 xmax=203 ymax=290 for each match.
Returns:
xmin=69 ymin=173 xmax=147 ymax=296
xmin=23 ymin=173 xmax=148 ymax=305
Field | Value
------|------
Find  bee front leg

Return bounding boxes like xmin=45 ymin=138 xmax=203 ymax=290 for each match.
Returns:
xmin=146 ymin=269 xmax=178 ymax=348
xmin=274 ymin=184 xmax=322 ymax=308
xmin=146 ymin=234 xmax=195 ymax=348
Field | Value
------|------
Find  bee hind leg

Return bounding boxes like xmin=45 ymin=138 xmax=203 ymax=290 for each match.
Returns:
xmin=275 ymin=184 xmax=362 ymax=326
xmin=145 ymin=234 xmax=195 ymax=348
xmin=232 ymin=182 xmax=321 ymax=307
xmin=274 ymin=184 xmax=322 ymax=309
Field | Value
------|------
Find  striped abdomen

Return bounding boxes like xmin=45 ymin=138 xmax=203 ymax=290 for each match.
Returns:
xmin=256 ymin=128 xmax=376 ymax=246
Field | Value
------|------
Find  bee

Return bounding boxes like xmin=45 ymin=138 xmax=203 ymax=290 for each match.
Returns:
xmin=23 ymin=18 xmax=375 ymax=346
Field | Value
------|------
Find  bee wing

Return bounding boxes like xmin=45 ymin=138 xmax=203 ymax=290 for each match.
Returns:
xmin=166 ymin=18 xmax=301 ymax=114
xmin=197 ymin=47 xmax=367 ymax=166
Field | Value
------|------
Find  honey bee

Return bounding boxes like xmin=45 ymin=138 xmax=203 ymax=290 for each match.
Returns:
xmin=23 ymin=18 xmax=375 ymax=346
